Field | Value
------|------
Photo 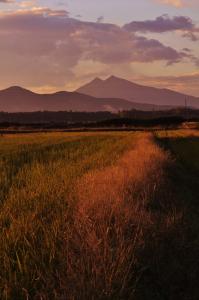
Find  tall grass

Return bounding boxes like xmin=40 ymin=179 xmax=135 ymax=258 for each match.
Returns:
xmin=0 ymin=132 xmax=174 ymax=299
xmin=0 ymin=132 xmax=134 ymax=299
xmin=64 ymin=134 xmax=169 ymax=299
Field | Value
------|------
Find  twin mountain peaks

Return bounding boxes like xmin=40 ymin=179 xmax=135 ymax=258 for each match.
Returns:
xmin=0 ymin=76 xmax=198 ymax=113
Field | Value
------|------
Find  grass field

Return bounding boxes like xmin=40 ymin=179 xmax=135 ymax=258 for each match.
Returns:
xmin=0 ymin=132 xmax=136 ymax=299
xmin=0 ymin=130 xmax=199 ymax=299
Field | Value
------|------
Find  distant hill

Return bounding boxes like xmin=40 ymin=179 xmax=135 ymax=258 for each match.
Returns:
xmin=77 ymin=76 xmax=199 ymax=108
xmin=1 ymin=76 xmax=198 ymax=113
xmin=0 ymin=86 xmax=157 ymax=113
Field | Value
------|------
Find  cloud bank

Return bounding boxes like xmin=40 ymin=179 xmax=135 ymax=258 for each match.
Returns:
xmin=0 ymin=8 xmax=197 ymax=88
xmin=155 ymin=0 xmax=199 ymax=8
xmin=124 ymin=15 xmax=199 ymax=41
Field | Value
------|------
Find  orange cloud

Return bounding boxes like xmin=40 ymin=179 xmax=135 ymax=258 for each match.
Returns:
xmin=160 ymin=0 xmax=183 ymax=7
xmin=155 ymin=0 xmax=198 ymax=7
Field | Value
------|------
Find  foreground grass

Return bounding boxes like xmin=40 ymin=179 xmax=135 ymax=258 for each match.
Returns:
xmin=2 ymin=130 xmax=198 ymax=299
xmin=65 ymin=134 xmax=169 ymax=299
xmin=0 ymin=132 xmax=136 ymax=299
xmin=0 ymin=132 xmax=172 ymax=299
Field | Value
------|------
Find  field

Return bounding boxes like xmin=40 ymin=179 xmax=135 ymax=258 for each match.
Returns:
xmin=0 ymin=130 xmax=199 ymax=299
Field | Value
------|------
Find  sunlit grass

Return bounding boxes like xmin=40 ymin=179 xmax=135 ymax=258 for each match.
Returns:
xmin=0 ymin=132 xmax=136 ymax=299
xmin=0 ymin=131 xmax=184 ymax=299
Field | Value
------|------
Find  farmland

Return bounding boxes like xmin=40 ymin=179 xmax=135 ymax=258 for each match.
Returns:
xmin=0 ymin=130 xmax=199 ymax=299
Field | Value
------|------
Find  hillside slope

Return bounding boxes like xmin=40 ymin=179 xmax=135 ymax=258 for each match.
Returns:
xmin=0 ymin=86 xmax=155 ymax=112
xmin=77 ymin=76 xmax=199 ymax=108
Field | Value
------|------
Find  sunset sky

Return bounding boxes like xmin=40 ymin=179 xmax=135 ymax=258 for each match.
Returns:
xmin=0 ymin=0 xmax=198 ymax=96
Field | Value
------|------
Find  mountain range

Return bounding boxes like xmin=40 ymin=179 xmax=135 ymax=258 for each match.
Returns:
xmin=77 ymin=76 xmax=199 ymax=108
xmin=0 ymin=86 xmax=137 ymax=113
xmin=0 ymin=76 xmax=198 ymax=113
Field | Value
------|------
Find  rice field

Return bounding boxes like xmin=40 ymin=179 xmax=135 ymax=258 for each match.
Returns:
xmin=0 ymin=130 xmax=199 ymax=299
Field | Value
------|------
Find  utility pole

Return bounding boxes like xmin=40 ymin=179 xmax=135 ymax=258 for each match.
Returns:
xmin=185 ymin=97 xmax=187 ymax=109
xmin=185 ymin=97 xmax=188 ymax=120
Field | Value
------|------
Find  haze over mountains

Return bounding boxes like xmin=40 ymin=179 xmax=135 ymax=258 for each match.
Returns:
xmin=0 ymin=76 xmax=198 ymax=113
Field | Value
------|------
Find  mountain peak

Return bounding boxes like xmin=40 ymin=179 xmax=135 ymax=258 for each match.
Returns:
xmin=106 ymin=75 xmax=121 ymax=81
xmin=76 ymin=75 xmax=198 ymax=108
xmin=2 ymin=86 xmax=34 ymax=94
xmin=6 ymin=86 xmax=25 ymax=91
xmin=105 ymin=76 xmax=138 ymax=86
xmin=91 ymin=77 xmax=103 ymax=83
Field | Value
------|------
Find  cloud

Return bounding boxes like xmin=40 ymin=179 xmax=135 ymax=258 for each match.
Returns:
xmin=134 ymin=72 xmax=199 ymax=97
xmin=124 ymin=15 xmax=194 ymax=33
xmin=19 ymin=1 xmax=38 ymax=8
xmin=155 ymin=0 xmax=199 ymax=8
xmin=156 ymin=0 xmax=183 ymax=7
xmin=124 ymin=15 xmax=199 ymax=41
xmin=0 ymin=8 xmax=196 ymax=88
xmin=0 ymin=0 xmax=14 ymax=2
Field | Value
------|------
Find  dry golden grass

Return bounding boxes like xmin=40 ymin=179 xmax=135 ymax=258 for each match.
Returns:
xmin=0 ymin=132 xmax=135 ymax=299
xmin=60 ymin=133 xmax=170 ymax=299
xmin=0 ymin=132 xmax=178 ymax=299
xmin=156 ymin=128 xmax=199 ymax=139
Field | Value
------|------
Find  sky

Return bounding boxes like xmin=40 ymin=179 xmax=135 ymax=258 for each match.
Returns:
xmin=0 ymin=0 xmax=198 ymax=96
